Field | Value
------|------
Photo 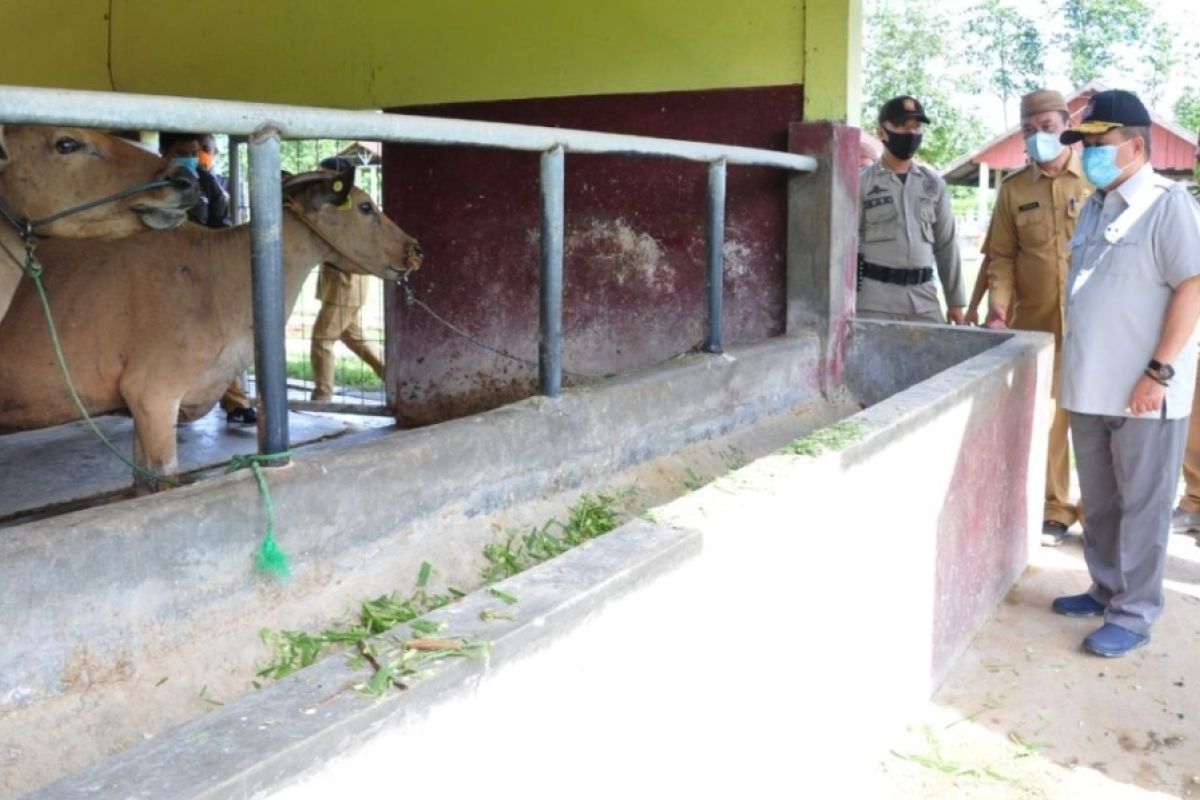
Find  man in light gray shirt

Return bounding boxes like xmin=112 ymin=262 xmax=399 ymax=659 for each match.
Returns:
xmin=1053 ymin=90 xmax=1200 ymax=657
xmin=857 ymin=95 xmax=965 ymax=323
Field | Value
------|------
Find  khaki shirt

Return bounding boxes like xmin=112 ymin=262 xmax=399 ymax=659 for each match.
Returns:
xmin=1061 ymin=165 xmax=1200 ymax=419
xmin=858 ymin=161 xmax=965 ymax=310
xmin=985 ymin=153 xmax=1092 ymax=346
xmin=316 ymin=264 xmax=367 ymax=308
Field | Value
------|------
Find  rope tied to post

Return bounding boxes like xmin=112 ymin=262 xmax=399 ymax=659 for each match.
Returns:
xmin=227 ymin=450 xmax=294 ymax=580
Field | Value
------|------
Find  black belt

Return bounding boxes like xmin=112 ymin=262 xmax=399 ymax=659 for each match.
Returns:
xmin=857 ymin=259 xmax=934 ymax=287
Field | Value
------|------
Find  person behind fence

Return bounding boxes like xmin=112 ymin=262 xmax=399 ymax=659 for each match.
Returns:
xmin=308 ymin=156 xmax=386 ymax=403
xmin=983 ymin=89 xmax=1094 ymax=547
xmin=1170 ymin=131 xmax=1200 ymax=537
xmin=857 ymin=95 xmax=965 ymax=324
xmin=1051 ymin=89 xmax=1200 ymax=658
xmin=160 ymin=131 xmax=256 ymax=424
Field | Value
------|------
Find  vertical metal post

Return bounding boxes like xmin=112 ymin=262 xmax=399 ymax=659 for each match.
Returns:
xmin=704 ymin=159 xmax=727 ymax=353
xmin=228 ymin=135 xmax=246 ymax=225
xmin=539 ymin=146 xmax=565 ymax=397
xmin=248 ymin=128 xmax=290 ymax=462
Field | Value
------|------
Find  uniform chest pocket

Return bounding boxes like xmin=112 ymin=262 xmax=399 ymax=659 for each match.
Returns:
xmin=863 ymin=196 xmax=899 ymax=243
xmin=918 ymin=200 xmax=937 ymax=243
xmin=1097 ymin=235 xmax=1144 ymax=278
xmin=1016 ymin=208 xmax=1051 ymax=247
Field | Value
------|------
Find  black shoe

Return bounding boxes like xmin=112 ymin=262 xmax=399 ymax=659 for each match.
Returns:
xmin=1041 ymin=520 xmax=1068 ymax=547
xmin=226 ymin=407 xmax=257 ymax=425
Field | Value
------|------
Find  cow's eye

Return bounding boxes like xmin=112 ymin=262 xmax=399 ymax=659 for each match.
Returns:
xmin=55 ymin=137 xmax=83 ymax=154
xmin=358 ymin=202 xmax=374 ymax=215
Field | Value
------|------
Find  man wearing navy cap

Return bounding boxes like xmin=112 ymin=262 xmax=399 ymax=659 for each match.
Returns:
xmin=857 ymin=95 xmax=965 ymax=324
xmin=1051 ymin=89 xmax=1200 ymax=656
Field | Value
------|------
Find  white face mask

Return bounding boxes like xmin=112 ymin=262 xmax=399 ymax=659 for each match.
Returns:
xmin=1024 ymin=131 xmax=1064 ymax=164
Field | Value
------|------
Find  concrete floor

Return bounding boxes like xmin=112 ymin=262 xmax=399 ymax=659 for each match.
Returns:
xmin=881 ymin=521 xmax=1200 ymax=799
xmin=0 ymin=402 xmax=391 ymax=524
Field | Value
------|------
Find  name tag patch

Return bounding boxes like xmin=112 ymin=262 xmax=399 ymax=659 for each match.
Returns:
xmin=1018 ymin=201 xmax=1041 ymax=211
xmin=864 ymin=195 xmax=895 ymax=210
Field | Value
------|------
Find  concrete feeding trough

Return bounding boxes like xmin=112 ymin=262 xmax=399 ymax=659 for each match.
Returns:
xmin=2 ymin=319 xmax=1053 ymax=798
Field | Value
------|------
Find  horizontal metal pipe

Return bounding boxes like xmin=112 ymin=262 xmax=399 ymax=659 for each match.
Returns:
xmin=0 ymin=84 xmax=817 ymax=173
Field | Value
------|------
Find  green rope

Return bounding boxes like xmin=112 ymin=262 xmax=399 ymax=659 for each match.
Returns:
xmin=227 ymin=451 xmax=294 ymax=580
xmin=25 ymin=254 xmax=180 ymax=488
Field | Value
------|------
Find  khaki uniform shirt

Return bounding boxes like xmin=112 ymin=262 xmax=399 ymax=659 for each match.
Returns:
xmin=858 ymin=161 xmax=965 ymax=317
xmin=985 ymin=153 xmax=1092 ymax=348
xmin=316 ymin=264 xmax=367 ymax=308
xmin=1061 ymin=165 xmax=1200 ymax=419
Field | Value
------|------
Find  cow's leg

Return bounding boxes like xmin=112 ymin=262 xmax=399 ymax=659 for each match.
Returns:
xmin=127 ymin=393 xmax=183 ymax=495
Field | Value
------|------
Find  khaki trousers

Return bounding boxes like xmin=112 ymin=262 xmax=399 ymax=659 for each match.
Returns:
xmin=218 ymin=375 xmax=251 ymax=413
xmin=1044 ymin=398 xmax=1081 ymax=526
xmin=1179 ymin=367 xmax=1200 ymax=513
xmin=310 ymin=302 xmax=384 ymax=401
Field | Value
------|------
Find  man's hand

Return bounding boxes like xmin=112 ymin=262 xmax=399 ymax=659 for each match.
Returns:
xmin=983 ymin=305 xmax=1009 ymax=330
xmin=964 ymin=304 xmax=980 ymax=326
xmin=1128 ymin=374 xmax=1167 ymax=416
xmin=947 ymin=306 xmax=967 ymax=325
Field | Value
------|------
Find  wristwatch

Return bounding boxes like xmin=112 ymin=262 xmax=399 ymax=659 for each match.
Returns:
xmin=1147 ymin=359 xmax=1175 ymax=383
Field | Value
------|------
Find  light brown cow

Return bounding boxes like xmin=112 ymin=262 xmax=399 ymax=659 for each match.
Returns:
xmin=0 ymin=169 xmax=422 ymax=492
xmin=0 ymin=125 xmax=199 ymax=318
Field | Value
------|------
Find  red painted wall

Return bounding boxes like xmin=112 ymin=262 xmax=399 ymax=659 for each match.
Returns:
xmin=383 ymin=85 xmax=804 ymax=425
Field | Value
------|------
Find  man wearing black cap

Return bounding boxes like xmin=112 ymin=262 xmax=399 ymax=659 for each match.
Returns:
xmin=1051 ymin=89 xmax=1200 ymax=657
xmin=857 ymin=95 xmax=965 ymax=324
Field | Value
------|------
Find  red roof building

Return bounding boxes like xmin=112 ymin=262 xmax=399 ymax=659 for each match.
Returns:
xmin=943 ymin=81 xmax=1198 ymax=189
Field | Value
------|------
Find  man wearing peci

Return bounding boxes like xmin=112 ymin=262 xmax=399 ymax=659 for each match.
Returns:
xmin=1051 ymin=90 xmax=1200 ymax=657
xmin=983 ymin=89 xmax=1093 ymax=547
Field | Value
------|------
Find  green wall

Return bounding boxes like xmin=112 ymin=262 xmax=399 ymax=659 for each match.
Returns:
xmin=3 ymin=1 xmax=808 ymax=108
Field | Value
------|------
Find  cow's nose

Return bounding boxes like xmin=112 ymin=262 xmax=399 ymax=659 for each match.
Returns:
xmin=164 ymin=165 xmax=201 ymax=202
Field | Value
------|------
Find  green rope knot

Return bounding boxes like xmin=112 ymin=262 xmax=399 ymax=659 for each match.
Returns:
xmin=22 ymin=251 xmax=43 ymax=279
xmin=228 ymin=450 xmax=295 ymax=580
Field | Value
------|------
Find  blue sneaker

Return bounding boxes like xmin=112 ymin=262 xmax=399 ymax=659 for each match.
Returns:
xmin=1051 ymin=593 xmax=1105 ymax=617
xmin=1083 ymin=623 xmax=1149 ymax=657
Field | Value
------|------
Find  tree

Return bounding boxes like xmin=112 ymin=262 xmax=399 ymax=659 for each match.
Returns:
xmin=1139 ymin=21 xmax=1176 ymax=106
xmin=861 ymin=0 xmax=987 ymax=168
xmin=1175 ymin=86 xmax=1200 ymax=134
xmin=1055 ymin=0 xmax=1151 ymax=87
xmin=964 ymin=0 xmax=1045 ymax=128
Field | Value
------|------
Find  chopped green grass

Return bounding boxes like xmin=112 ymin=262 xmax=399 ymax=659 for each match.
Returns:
xmin=783 ymin=421 xmax=866 ymax=457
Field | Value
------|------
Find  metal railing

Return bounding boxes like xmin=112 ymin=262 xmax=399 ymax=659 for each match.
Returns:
xmin=0 ymin=84 xmax=818 ymax=463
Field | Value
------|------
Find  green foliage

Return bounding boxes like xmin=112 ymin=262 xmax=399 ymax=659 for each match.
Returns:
xmin=861 ymin=1 xmax=988 ymax=168
xmin=1174 ymin=87 xmax=1200 ymax=134
xmin=784 ymin=422 xmax=867 ymax=457
xmin=481 ymin=493 xmax=623 ymax=583
xmin=1054 ymin=0 xmax=1151 ymax=87
xmin=284 ymin=355 xmax=384 ymax=391
xmin=964 ymin=0 xmax=1045 ymax=128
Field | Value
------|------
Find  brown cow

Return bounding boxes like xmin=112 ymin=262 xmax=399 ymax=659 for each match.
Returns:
xmin=0 ymin=168 xmax=422 ymax=492
xmin=0 ymin=125 xmax=199 ymax=318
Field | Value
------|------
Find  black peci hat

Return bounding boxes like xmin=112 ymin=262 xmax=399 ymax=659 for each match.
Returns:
xmin=1060 ymin=90 xmax=1151 ymax=144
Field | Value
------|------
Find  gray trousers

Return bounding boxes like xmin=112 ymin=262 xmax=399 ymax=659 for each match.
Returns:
xmin=1069 ymin=412 xmax=1189 ymax=635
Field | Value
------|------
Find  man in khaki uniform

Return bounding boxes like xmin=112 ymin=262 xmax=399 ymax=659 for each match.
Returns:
xmin=310 ymin=264 xmax=385 ymax=402
xmin=983 ymin=90 xmax=1093 ymax=545
xmin=1170 ymin=132 xmax=1200 ymax=535
xmin=858 ymin=95 xmax=966 ymax=323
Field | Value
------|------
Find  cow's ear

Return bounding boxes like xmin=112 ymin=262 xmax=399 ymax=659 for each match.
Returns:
xmin=0 ymin=125 xmax=8 ymax=171
xmin=328 ymin=166 xmax=355 ymax=208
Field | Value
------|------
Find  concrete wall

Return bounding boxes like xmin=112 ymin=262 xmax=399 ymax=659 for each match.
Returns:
xmin=0 ymin=335 xmax=824 ymax=796
xmin=385 ymin=86 xmax=805 ymax=424
xmin=26 ymin=324 xmax=1054 ymax=799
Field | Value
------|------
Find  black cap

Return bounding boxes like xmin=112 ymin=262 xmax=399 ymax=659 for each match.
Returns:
xmin=318 ymin=156 xmax=356 ymax=172
xmin=1060 ymin=90 xmax=1151 ymax=144
xmin=878 ymin=95 xmax=930 ymax=127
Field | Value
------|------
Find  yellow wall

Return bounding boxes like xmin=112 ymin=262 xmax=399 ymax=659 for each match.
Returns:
xmin=2 ymin=1 xmax=811 ymax=109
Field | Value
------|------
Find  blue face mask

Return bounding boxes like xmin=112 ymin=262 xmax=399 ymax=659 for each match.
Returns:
xmin=1082 ymin=140 xmax=1133 ymax=189
xmin=1024 ymin=132 xmax=1063 ymax=164
xmin=171 ymin=156 xmax=200 ymax=174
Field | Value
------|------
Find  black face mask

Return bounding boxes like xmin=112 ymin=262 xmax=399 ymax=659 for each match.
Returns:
xmin=882 ymin=130 xmax=923 ymax=161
